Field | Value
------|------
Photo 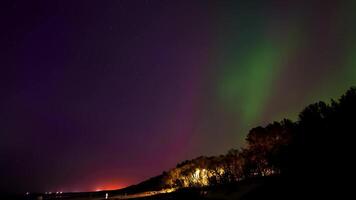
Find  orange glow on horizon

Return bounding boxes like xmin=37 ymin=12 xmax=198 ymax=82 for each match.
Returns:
xmin=94 ymin=182 xmax=127 ymax=191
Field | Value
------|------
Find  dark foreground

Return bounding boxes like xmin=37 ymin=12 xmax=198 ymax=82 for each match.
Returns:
xmin=4 ymin=176 xmax=307 ymax=200
xmin=123 ymin=176 xmax=302 ymax=200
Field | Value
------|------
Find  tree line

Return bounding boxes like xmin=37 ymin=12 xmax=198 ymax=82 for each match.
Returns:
xmin=159 ymin=87 xmax=356 ymax=189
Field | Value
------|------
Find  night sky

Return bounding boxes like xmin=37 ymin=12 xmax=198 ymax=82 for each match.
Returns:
xmin=2 ymin=0 xmax=356 ymax=194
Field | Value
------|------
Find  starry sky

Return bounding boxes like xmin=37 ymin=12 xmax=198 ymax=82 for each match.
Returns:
xmin=1 ymin=0 xmax=356 ymax=194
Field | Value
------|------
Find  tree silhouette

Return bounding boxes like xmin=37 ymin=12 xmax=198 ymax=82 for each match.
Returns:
xmin=160 ymin=87 xmax=356 ymax=198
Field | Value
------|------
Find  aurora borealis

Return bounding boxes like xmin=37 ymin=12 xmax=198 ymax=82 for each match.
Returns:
xmin=2 ymin=0 xmax=356 ymax=194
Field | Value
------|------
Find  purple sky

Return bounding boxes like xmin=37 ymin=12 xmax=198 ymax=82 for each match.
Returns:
xmin=1 ymin=0 xmax=356 ymax=194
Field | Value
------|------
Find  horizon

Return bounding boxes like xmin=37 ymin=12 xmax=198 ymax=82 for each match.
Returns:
xmin=2 ymin=0 xmax=356 ymax=194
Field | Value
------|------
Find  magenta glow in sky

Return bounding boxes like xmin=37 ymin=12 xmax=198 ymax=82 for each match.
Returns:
xmin=1 ymin=0 xmax=356 ymax=194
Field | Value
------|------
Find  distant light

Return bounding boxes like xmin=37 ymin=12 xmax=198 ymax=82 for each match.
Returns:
xmin=161 ymin=188 xmax=176 ymax=193
xmin=25 ymin=192 xmax=30 ymax=195
xmin=60 ymin=192 xmax=63 ymax=194
xmin=105 ymin=193 xmax=108 ymax=199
